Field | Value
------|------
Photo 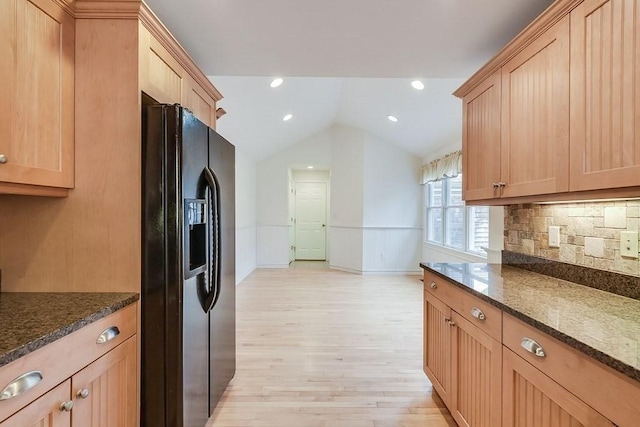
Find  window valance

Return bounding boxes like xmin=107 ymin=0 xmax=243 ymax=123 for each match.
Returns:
xmin=421 ymin=150 xmax=462 ymax=184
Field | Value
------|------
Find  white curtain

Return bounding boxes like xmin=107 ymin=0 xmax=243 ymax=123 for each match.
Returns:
xmin=421 ymin=150 xmax=462 ymax=184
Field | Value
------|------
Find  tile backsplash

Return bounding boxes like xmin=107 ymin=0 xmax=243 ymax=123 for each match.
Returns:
xmin=504 ymin=201 xmax=640 ymax=276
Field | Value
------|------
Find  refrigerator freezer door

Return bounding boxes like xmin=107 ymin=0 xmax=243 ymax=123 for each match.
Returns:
xmin=181 ymin=109 xmax=211 ymax=427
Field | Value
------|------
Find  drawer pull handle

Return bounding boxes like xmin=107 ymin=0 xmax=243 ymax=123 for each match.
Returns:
xmin=59 ymin=401 xmax=74 ymax=412
xmin=521 ymin=338 xmax=546 ymax=358
xmin=471 ymin=307 xmax=486 ymax=321
xmin=96 ymin=326 xmax=120 ymax=344
xmin=77 ymin=388 xmax=90 ymax=399
xmin=429 ymin=282 xmax=437 ymax=289
xmin=0 ymin=371 xmax=43 ymax=400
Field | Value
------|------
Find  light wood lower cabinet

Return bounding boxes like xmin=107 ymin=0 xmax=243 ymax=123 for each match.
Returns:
xmin=450 ymin=312 xmax=501 ymax=427
xmin=71 ymin=337 xmax=137 ymax=427
xmin=502 ymin=347 xmax=612 ymax=427
xmin=424 ymin=291 xmax=501 ymax=427
xmin=0 ymin=380 xmax=72 ymax=427
xmin=0 ymin=306 xmax=137 ymax=426
xmin=424 ymin=292 xmax=452 ymax=405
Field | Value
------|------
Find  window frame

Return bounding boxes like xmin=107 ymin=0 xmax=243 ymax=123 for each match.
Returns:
xmin=424 ymin=174 xmax=488 ymax=257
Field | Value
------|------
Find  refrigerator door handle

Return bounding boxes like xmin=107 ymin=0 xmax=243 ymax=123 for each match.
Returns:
xmin=203 ymin=167 xmax=222 ymax=312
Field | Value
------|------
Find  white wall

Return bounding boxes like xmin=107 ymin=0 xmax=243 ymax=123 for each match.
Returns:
xmin=360 ymin=134 xmax=422 ymax=273
xmin=328 ymin=126 xmax=365 ymax=272
xmin=235 ymin=148 xmax=258 ymax=283
xmin=256 ymin=130 xmax=333 ymax=267
xmin=257 ymin=124 xmax=422 ymax=274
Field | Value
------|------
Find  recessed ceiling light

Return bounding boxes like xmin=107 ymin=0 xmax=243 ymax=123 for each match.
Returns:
xmin=307 ymin=166 xmax=314 ymax=169
xmin=387 ymin=115 xmax=398 ymax=122
xmin=270 ymin=78 xmax=283 ymax=88
xmin=283 ymin=114 xmax=293 ymax=121
xmin=411 ymin=80 xmax=425 ymax=90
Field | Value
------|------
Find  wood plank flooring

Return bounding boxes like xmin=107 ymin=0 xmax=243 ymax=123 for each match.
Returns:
xmin=207 ymin=267 xmax=456 ymax=427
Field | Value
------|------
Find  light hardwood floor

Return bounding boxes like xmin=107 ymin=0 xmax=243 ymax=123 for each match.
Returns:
xmin=207 ymin=267 xmax=456 ymax=427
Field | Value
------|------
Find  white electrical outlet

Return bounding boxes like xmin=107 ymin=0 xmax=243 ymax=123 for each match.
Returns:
xmin=548 ymin=226 xmax=560 ymax=248
xmin=620 ymin=231 xmax=639 ymax=258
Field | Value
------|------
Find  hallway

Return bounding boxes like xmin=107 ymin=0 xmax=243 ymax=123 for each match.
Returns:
xmin=207 ymin=268 xmax=455 ymax=426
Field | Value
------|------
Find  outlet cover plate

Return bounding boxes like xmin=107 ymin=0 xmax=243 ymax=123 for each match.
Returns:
xmin=620 ymin=231 xmax=639 ymax=259
xmin=548 ymin=226 xmax=560 ymax=248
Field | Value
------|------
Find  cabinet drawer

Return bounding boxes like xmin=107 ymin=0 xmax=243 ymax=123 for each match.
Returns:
xmin=0 ymin=303 xmax=136 ymax=422
xmin=503 ymin=313 xmax=640 ymax=427
xmin=424 ymin=270 xmax=502 ymax=341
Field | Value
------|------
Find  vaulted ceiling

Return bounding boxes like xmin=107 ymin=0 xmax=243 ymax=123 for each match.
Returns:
xmin=145 ymin=0 xmax=555 ymax=160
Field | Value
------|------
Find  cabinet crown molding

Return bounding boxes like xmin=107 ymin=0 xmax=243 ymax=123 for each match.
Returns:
xmin=74 ymin=0 xmax=223 ymax=102
xmin=454 ymin=0 xmax=583 ymax=98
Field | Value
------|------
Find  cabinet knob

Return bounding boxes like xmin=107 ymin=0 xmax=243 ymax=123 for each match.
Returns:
xmin=0 ymin=154 xmax=7 ymax=164
xmin=471 ymin=307 xmax=486 ymax=321
xmin=444 ymin=317 xmax=456 ymax=327
xmin=498 ymin=182 xmax=506 ymax=188
xmin=429 ymin=281 xmax=437 ymax=289
xmin=59 ymin=401 xmax=74 ymax=412
xmin=521 ymin=337 xmax=546 ymax=358
xmin=492 ymin=182 xmax=499 ymax=189
xmin=76 ymin=388 xmax=90 ymax=399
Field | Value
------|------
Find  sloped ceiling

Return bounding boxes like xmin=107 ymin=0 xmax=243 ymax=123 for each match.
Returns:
xmin=145 ymin=0 xmax=555 ymax=160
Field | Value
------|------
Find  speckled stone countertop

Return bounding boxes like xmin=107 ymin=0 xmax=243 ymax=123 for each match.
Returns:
xmin=420 ymin=262 xmax=640 ymax=383
xmin=0 ymin=293 xmax=139 ymax=368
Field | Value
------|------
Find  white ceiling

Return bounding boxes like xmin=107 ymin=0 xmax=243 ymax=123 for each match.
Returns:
xmin=145 ymin=0 xmax=554 ymax=160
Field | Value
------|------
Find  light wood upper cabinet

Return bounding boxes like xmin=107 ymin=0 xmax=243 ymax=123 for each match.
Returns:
xmin=71 ymin=337 xmax=137 ymax=427
xmin=502 ymin=348 xmax=612 ymax=427
xmin=139 ymin=24 xmax=186 ymax=106
xmin=0 ymin=0 xmax=74 ymax=194
xmin=182 ymin=76 xmax=217 ymax=127
xmin=462 ymin=71 xmax=502 ymax=201
xmin=0 ymin=381 xmax=71 ymax=427
xmin=500 ymin=15 xmax=570 ymax=198
xmin=570 ymin=0 xmax=640 ymax=191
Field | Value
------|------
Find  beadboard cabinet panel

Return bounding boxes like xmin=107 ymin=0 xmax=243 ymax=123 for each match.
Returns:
xmin=424 ymin=291 xmax=452 ymax=406
xmin=501 ymin=15 xmax=570 ymax=198
xmin=462 ymin=71 xmax=502 ymax=201
xmin=570 ymin=0 xmax=640 ymax=191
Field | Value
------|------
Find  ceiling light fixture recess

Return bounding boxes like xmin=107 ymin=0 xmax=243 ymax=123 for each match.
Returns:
xmin=282 ymin=114 xmax=293 ymax=121
xmin=411 ymin=80 xmax=425 ymax=90
xmin=387 ymin=115 xmax=398 ymax=122
xmin=270 ymin=78 xmax=283 ymax=88
xmin=307 ymin=166 xmax=314 ymax=169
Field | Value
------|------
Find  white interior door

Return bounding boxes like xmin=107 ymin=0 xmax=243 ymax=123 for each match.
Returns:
xmin=295 ymin=182 xmax=327 ymax=260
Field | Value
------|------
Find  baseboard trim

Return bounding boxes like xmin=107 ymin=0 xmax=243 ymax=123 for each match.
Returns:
xmin=256 ymin=264 xmax=290 ymax=269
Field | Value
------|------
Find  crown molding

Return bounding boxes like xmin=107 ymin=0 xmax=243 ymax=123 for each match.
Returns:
xmin=74 ymin=0 xmax=223 ymax=102
xmin=454 ymin=0 xmax=584 ymax=98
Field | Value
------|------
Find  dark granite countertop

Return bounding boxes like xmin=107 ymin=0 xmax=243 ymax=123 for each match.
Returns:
xmin=420 ymin=262 xmax=640 ymax=383
xmin=0 ymin=293 xmax=139 ymax=368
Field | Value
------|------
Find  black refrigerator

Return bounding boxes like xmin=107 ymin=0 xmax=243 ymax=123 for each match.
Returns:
xmin=141 ymin=104 xmax=236 ymax=427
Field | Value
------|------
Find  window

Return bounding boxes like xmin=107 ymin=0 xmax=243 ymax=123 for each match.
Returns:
xmin=425 ymin=175 xmax=489 ymax=256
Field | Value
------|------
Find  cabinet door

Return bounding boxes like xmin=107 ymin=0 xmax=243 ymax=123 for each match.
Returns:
xmin=424 ymin=292 xmax=452 ymax=405
xmin=0 ymin=0 xmax=74 ymax=190
xmin=502 ymin=347 xmax=612 ymax=427
xmin=0 ymin=380 xmax=71 ymax=427
xmin=71 ymin=337 xmax=137 ymax=427
xmin=139 ymin=24 xmax=185 ymax=104
xmin=570 ymin=0 xmax=640 ymax=191
xmin=501 ymin=16 xmax=570 ymax=198
xmin=182 ymin=76 xmax=216 ymax=127
xmin=462 ymin=70 xmax=502 ymax=201
xmin=450 ymin=312 xmax=501 ymax=427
